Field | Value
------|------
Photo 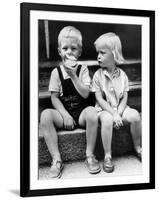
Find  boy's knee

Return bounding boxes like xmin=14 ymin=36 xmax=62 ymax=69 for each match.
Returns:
xmin=40 ymin=109 xmax=53 ymax=125
xmin=85 ymin=107 xmax=98 ymax=122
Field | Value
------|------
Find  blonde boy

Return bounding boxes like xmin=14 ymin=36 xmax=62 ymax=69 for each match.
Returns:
xmin=40 ymin=26 xmax=100 ymax=178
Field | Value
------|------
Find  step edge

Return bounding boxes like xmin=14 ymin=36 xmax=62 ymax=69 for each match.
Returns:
xmin=39 ymin=128 xmax=86 ymax=137
xmin=39 ymin=59 xmax=141 ymax=68
xmin=39 ymin=82 xmax=142 ymax=99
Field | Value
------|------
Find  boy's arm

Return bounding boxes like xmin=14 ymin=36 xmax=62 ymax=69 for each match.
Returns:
xmin=51 ymin=92 xmax=76 ymax=129
xmin=51 ymin=92 xmax=72 ymax=119
xmin=65 ymin=66 xmax=90 ymax=99
xmin=49 ymin=68 xmax=72 ymax=118
xmin=95 ymin=91 xmax=116 ymax=115
xmin=117 ymin=91 xmax=128 ymax=116
xmin=71 ymin=75 xmax=90 ymax=98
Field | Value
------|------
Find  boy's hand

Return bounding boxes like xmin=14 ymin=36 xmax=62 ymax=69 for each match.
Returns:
xmin=64 ymin=55 xmax=78 ymax=78
xmin=113 ymin=112 xmax=123 ymax=129
xmin=64 ymin=65 xmax=78 ymax=78
xmin=65 ymin=55 xmax=77 ymax=67
xmin=63 ymin=114 xmax=76 ymax=130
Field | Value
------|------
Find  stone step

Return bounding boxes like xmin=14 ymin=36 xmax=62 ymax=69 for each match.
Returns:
xmin=39 ymin=156 xmax=142 ymax=180
xmin=39 ymin=124 xmax=135 ymax=167
xmin=38 ymin=87 xmax=141 ymax=123
xmin=38 ymin=59 xmax=141 ymax=167
xmin=39 ymin=81 xmax=141 ymax=99
xmin=38 ymin=59 xmax=141 ymax=118
xmin=39 ymin=59 xmax=141 ymax=93
xmin=39 ymin=59 xmax=141 ymax=69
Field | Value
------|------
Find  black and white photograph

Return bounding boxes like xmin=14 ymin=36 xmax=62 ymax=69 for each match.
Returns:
xmin=38 ymin=20 xmax=142 ymax=178
xmin=20 ymin=2 xmax=155 ymax=197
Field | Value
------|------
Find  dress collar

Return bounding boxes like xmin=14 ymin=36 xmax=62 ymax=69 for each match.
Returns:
xmin=103 ymin=67 xmax=120 ymax=79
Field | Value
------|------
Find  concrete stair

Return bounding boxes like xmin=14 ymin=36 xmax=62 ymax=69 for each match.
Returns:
xmin=39 ymin=124 xmax=136 ymax=166
xmin=39 ymin=156 xmax=142 ymax=180
xmin=38 ymin=59 xmax=141 ymax=167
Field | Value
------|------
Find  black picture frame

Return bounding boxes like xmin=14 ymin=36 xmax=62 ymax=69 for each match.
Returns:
xmin=20 ymin=2 xmax=155 ymax=197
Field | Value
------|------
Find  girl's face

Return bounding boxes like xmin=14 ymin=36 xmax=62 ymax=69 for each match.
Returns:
xmin=95 ymin=44 xmax=115 ymax=69
xmin=58 ymin=37 xmax=81 ymax=61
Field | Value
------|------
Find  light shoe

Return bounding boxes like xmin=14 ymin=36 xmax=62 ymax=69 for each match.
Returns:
xmin=135 ymin=150 xmax=142 ymax=162
xmin=85 ymin=155 xmax=101 ymax=174
xmin=50 ymin=160 xmax=64 ymax=178
xmin=103 ymin=157 xmax=114 ymax=173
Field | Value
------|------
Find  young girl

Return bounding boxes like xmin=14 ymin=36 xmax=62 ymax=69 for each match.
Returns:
xmin=40 ymin=26 xmax=100 ymax=178
xmin=92 ymin=32 xmax=142 ymax=173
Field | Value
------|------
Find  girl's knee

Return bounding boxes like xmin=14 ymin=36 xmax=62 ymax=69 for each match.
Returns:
xmin=128 ymin=110 xmax=141 ymax=123
xmin=100 ymin=112 xmax=113 ymax=127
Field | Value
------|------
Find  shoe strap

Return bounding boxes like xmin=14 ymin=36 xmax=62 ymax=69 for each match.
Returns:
xmin=51 ymin=160 xmax=63 ymax=169
xmin=104 ymin=157 xmax=112 ymax=162
xmin=86 ymin=155 xmax=97 ymax=163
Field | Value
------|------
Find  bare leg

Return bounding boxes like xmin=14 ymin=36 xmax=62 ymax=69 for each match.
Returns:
xmin=79 ymin=106 xmax=98 ymax=157
xmin=123 ymin=107 xmax=141 ymax=153
xmin=40 ymin=109 xmax=63 ymax=161
xmin=99 ymin=111 xmax=113 ymax=158
xmin=99 ymin=111 xmax=114 ymax=173
xmin=79 ymin=106 xmax=100 ymax=174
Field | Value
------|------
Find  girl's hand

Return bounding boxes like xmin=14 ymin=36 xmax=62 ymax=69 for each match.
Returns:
xmin=63 ymin=114 xmax=76 ymax=130
xmin=113 ymin=112 xmax=123 ymax=129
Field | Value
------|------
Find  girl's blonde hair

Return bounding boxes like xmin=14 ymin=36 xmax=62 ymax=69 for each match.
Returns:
xmin=94 ymin=32 xmax=125 ymax=64
xmin=58 ymin=26 xmax=82 ymax=47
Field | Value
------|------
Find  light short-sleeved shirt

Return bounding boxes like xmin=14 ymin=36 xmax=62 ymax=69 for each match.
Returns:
xmin=92 ymin=67 xmax=129 ymax=112
xmin=49 ymin=63 xmax=91 ymax=96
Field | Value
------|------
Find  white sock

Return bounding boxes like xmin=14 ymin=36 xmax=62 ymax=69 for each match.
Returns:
xmin=135 ymin=146 xmax=142 ymax=154
xmin=104 ymin=153 xmax=112 ymax=159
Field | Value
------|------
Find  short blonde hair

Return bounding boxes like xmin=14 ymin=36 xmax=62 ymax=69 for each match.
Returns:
xmin=94 ymin=32 xmax=124 ymax=64
xmin=58 ymin=26 xmax=82 ymax=47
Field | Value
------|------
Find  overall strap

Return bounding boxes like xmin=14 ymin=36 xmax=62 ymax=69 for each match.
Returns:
xmin=57 ymin=64 xmax=81 ymax=86
xmin=56 ymin=66 xmax=64 ymax=86
xmin=76 ymin=65 xmax=82 ymax=77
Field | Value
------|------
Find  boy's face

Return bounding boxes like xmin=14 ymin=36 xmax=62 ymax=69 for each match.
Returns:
xmin=95 ymin=44 xmax=115 ymax=69
xmin=58 ymin=37 xmax=81 ymax=62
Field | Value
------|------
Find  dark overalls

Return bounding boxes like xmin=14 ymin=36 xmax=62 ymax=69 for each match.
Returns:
xmin=57 ymin=65 xmax=89 ymax=125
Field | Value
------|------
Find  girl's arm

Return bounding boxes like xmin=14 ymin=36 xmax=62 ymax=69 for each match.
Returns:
xmin=95 ymin=90 xmax=116 ymax=115
xmin=117 ymin=91 xmax=128 ymax=116
xmin=96 ymin=90 xmax=123 ymax=128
